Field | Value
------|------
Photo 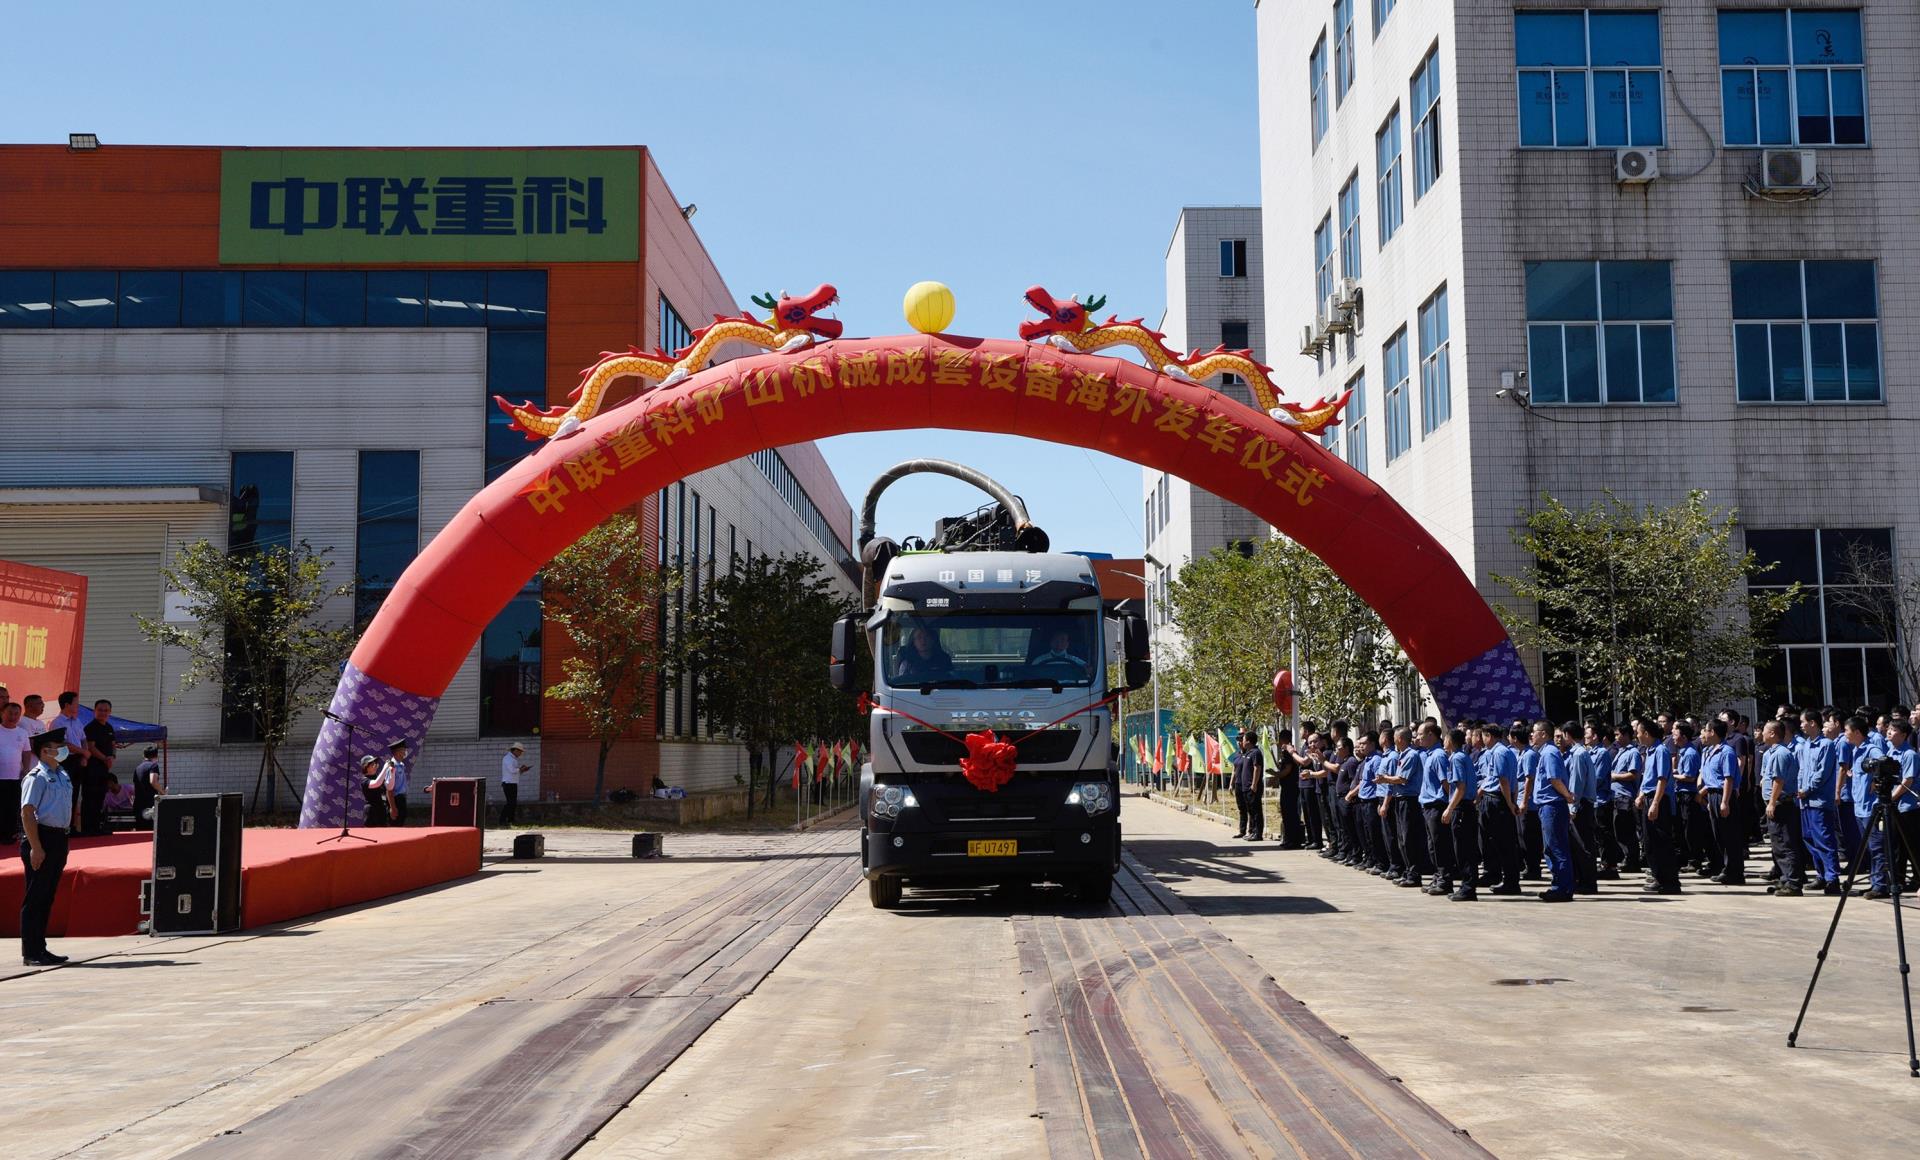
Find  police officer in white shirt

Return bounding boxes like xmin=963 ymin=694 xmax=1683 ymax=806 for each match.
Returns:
xmin=500 ymin=742 xmax=528 ymax=827
xmin=20 ymin=729 xmax=75 ymax=966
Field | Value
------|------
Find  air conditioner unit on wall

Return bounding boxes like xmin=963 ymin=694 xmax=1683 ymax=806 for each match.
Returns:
xmin=1761 ymin=149 xmax=1818 ymax=191
xmin=1334 ymin=278 xmax=1362 ymax=312
xmin=1322 ymin=293 xmax=1352 ymax=335
xmin=1298 ymin=324 xmax=1321 ymax=357
xmin=1614 ymin=147 xmax=1659 ymax=183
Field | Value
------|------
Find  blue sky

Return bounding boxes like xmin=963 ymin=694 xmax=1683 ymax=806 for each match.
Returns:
xmin=8 ymin=1 xmax=1261 ymax=555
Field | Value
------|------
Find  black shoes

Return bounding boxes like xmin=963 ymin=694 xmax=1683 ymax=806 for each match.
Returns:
xmin=1771 ymin=883 xmax=1804 ymax=897
xmin=1597 ymin=868 xmax=1622 ymax=880
xmin=1449 ymin=888 xmax=1479 ymax=902
xmin=1823 ymin=881 xmax=1842 ymax=896
xmin=1642 ymin=885 xmax=1683 ymax=894
xmin=1488 ymin=885 xmax=1523 ymax=896
xmin=22 ymin=953 xmax=65 ymax=967
xmin=1539 ymin=891 xmax=1573 ymax=903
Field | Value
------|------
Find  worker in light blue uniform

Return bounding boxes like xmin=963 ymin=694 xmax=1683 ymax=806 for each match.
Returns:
xmin=1356 ymin=731 xmax=1395 ymax=878
xmin=1443 ymin=728 xmax=1478 ymax=901
xmin=1635 ymin=718 xmax=1681 ymax=893
xmin=1672 ymin=721 xmax=1710 ymax=876
xmin=1532 ymin=720 xmax=1577 ymax=901
xmin=1796 ymin=710 xmax=1840 ymax=894
xmin=1416 ymin=723 xmax=1455 ymax=895
xmin=1347 ymin=733 xmax=1380 ymax=873
xmin=18 ymin=730 xmax=75 ymax=966
xmin=1699 ymin=719 xmax=1746 ymax=885
xmin=1759 ymin=719 xmax=1804 ymax=896
xmin=1834 ymin=711 xmax=1863 ymax=874
xmin=1517 ymin=728 xmax=1543 ymax=881
xmin=1563 ymin=722 xmax=1600 ymax=894
xmin=1478 ymin=725 xmax=1523 ymax=894
xmin=1843 ymin=715 xmax=1891 ymax=899
xmin=1886 ymin=717 xmax=1920 ymax=892
xmin=1379 ymin=727 xmax=1430 ymax=889
xmin=1608 ymin=723 xmax=1642 ymax=874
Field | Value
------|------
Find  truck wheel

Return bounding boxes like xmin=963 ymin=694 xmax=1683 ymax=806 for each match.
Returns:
xmin=1075 ymin=872 xmax=1113 ymax=906
xmin=869 ymin=876 xmax=903 ymax=909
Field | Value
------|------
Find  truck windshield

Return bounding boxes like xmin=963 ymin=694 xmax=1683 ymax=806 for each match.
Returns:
xmin=884 ymin=610 xmax=1099 ymax=689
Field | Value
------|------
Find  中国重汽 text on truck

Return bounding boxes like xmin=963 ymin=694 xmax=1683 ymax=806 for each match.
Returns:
xmin=829 ymin=459 xmax=1151 ymax=910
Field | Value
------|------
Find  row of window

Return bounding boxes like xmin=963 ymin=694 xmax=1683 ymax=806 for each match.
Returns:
xmin=0 ymin=269 xmax=548 ymax=330
xmin=1525 ymin=258 xmax=1880 ymax=406
xmin=747 ymin=448 xmax=856 ymax=573
xmin=1517 ymin=8 xmax=1866 ymax=149
xmin=1145 ymin=473 xmax=1172 ymax=542
xmin=1330 ymin=285 xmax=1452 ymax=470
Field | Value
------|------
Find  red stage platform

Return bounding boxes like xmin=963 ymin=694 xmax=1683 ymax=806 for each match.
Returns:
xmin=0 ymin=827 xmax=482 ymax=938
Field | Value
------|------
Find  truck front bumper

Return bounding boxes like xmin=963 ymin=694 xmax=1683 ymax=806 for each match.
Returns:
xmin=863 ymin=816 xmax=1120 ymax=884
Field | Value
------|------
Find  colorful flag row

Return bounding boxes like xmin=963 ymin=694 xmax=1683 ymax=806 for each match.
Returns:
xmin=791 ymin=739 xmax=862 ymax=788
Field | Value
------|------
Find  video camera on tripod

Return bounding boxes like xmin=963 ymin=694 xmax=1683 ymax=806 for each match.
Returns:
xmin=1858 ymin=753 xmax=1903 ymax=799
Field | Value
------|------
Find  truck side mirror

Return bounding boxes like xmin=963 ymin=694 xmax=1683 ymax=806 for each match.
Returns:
xmin=829 ymin=613 xmax=861 ymax=692
xmin=1124 ymin=659 xmax=1152 ymax=692
xmin=1120 ymin=613 xmax=1151 ymax=692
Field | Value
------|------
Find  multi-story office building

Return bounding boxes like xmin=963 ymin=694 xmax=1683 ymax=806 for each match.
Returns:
xmin=1142 ymin=207 xmax=1271 ymax=662
xmin=1258 ymin=0 xmax=1915 ymax=716
xmin=0 ymin=143 xmax=854 ymax=802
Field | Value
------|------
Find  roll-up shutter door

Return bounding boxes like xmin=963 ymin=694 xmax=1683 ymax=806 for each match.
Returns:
xmin=0 ymin=520 xmax=164 ymax=719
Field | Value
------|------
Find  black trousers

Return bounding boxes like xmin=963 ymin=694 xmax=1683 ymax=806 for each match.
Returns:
xmin=1521 ymin=809 xmax=1543 ymax=878
xmin=1768 ymin=798 xmax=1804 ymax=885
xmin=19 ymin=828 xmax=70 ymax=958
xmin=1679 ymin=792 xmax=1719 ymax=873
xmin=1235 ymin=786 xmax=1264 ymax=839
xmin=1301 ymin=780 xmax=1324 ymax=848
xmin=1641 ymin=801 xmax=1681 ymax=890
xmin=1478 ymin=798 xmax=1520 ymax=890
xmin=1609 ymin=798 xmax=1642 ymax=870
xmin=1595 ymin=801 xmax=1622 ymax=868
xmin=1570 ymin=805 xmax=1600 ymax=892
xmin=1451 ymin=799 xmax=1481 ymax=891
xmin=362 ymin=790 xmax=389 ymax=827
xmin=1396 ymin=797 xmax=1432 ymax=879
xmin=1277 ymin=778 xmax=1303 ymax=847
xmin=81 ymin=765 xmax=109 ymax=835
xmin=1705 ymin=789 xmax=1746 ymax=882
xmin=0 ymin=779 xmax=17 ymax=843
xmin=1375 ymin=800 xmax=1402 ymax=874
xmin=500 ymin=783 xmax=519 ymax=827
xmin=1889 ymin=808 xmax=1920 ymax=888
xmin=1422 ymin=801 xmax=1455 ymax=883
xmin=391 ymin=793 xmax=409 ymax=826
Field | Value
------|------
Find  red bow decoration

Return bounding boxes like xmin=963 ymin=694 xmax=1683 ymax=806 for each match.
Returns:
xmin=960 ymin=730 xmax=1018 ymax=793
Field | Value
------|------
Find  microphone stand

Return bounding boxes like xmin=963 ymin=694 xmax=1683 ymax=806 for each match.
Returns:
xmin=316 ymin=708 xmax=375 ymax=846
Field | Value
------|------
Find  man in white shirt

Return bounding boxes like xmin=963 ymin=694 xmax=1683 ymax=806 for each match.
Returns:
xmin=19 ymin=693 xmax=46 ymax=733
xmin=0 ymin=701 xmax=32 ymax=843
xmin=499 ymin=742 xmax=528 ymax=827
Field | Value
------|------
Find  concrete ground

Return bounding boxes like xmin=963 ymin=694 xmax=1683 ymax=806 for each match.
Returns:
xmin=1124 ymin=795 xmax=1920 ymax=1160
xmin=7 ymin=808 xmax=1920 ymax=1159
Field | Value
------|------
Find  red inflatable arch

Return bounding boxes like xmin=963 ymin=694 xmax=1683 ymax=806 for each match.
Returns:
xmin=300 ymin=335 xmax=1540 ymax=826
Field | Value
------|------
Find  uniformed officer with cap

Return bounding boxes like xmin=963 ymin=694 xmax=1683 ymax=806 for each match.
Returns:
xmin=19 ymin=729 xmax=75 ymax=966
xmin=371 ymin=738 xmax=412 ymax=825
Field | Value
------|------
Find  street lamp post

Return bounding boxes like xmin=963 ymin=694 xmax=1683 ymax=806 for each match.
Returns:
xmin=1144 ymin=552 xmax=1165 ymax=790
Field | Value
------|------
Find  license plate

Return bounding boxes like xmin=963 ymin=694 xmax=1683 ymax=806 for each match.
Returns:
xmin=967 ymin=839 xmax=1018 ymax=857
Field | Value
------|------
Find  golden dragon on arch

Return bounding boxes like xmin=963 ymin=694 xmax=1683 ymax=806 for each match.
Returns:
xmin=1018 ymin=286 xmax=1352 ymax=434
xmin=494 ymin=284 xmax=844 ymax=440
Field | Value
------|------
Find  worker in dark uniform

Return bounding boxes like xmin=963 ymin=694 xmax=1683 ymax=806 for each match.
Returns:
xmin=1229 ymin=727 xmax=1265 ymax=842
xmin=1759 ymin=719 xmax=1803 ymax=896
xmin=1444 ymin=727 xmax=1479 ymax=901
xmin=1699 ymin=719 xmax=1746 ymax=885
xmin=19 ymin=729 xmax=75 ymax=966
xmin=1564 ymin=721 xmax=1601 ymax=895
xmin=1476 ymin=724 xmax=1522 ymax=895
xmin=1607 ymin=723 xmax=1643 ymax=874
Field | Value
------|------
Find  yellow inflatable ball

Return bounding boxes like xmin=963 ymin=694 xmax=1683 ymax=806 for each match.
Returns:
xmin=902 ymin=281 xmax=956 ymax=334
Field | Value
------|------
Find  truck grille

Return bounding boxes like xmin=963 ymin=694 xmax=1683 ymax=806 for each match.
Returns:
xmin=901 ymin=728 xmax=1081 ymax=766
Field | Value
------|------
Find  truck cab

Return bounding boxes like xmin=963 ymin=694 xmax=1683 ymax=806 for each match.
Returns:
xmin=833 ymin=549 xmax=1149 ymax=908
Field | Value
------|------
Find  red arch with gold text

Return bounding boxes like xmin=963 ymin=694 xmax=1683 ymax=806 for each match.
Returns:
xmin=300 ymin=335 xmax=1539 ymax=826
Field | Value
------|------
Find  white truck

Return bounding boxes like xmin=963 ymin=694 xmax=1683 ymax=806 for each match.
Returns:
xmin=830 ymin=462 xmax=1150 ymax=909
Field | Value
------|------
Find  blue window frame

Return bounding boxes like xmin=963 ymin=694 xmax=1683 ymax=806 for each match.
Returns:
xmin=55 ymin=271 xmax=116 ymax=327
xmin=228 ymin=450 xmax=295 ymax=557
xmin=1376 ymin=109 xmax=1405 ymax=244
xmin=1418 ymin=285 xmax=1452 ymax=434
xmin=481 ymin=591 xmax=542 ymax=736
xmin=486 ymin=270 xmax=548 ymax=329
xmin=1314 ymin=214 xmax=1336 ymax=310
xmin=1384 ymin=327 xmax=1412 ymax=461
xmin=1412 ymin=47 xmax=1444 ymax=198
xmin=120 ymin=272 xmax=182 ymax=327
xmin=355 ymin=450 xmax=421 ymax=629
xmin=1338 ymin=173 xmax=1362 ymax=280
xmin=1516 ymin=11 xmax=1664 ymax=148
xmin=305 ymin=271 xmax=366 ymax=326
xmin=1719 ymin=10 xmax=1866 ymax=146
xmin=1344 ymin=372 xmax=1369 ymax=475
xmin=487 ymin=330 xmax=547 ymax=482
xmin=366 ymin=271 xmax=427 ymax=326
xmin=1310 ymin=32 xmax=1331 ymax=146
xmin=1526 ymin=261 xmax=1675 ymax=405
xmin=1334 ymin=0 xmax=1356 ymax=105
xmin=1732 ymin=260 xmax=1879 ymax=403
xmin=0 ymin=271 xmax=53 ymax=328
xmin=242 ymin=271 xmax=305 ymax=327
xmin=183 ymin=271 xmax=243 ymax=327
xmin=1219 ymin=238 xmax=1248 ymax=278
xmin=427 ymin=271 xmax=487 ymax=327
xmin=660 ymin=294 xmax=695 ymax=355
xmin=1374 ymin=0 xmax=1395 ymax=36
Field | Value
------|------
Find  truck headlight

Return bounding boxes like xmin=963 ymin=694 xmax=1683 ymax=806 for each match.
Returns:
xmin=870 ymin=784 xmax=916 ymax=819
xmin=1067 ymin=781 xmax=1113 ymax=816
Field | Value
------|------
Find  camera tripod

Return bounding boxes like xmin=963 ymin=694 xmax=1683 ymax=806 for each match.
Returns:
xmin=1787 ymin=797 xmax=1920 ymax=1076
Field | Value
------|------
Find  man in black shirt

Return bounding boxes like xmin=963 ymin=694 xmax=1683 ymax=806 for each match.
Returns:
xmin=81 ymin=698 xmax=116 ymax=836
xmin=1229 ymin=727 xmax=1265 ymax=842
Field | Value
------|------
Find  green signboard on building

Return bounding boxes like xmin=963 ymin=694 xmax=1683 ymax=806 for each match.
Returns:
xmin=219 ymin=149 xmax=640 ymax=264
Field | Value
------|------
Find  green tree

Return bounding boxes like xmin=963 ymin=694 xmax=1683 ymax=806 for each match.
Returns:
xmin=1494 ymin=490 xmax=1801 ymax=717
xmin=136 ymin=539 xmax=356 ymax=815
xmin=1162 ymin=538 xmax=1405 ymax=731
xmin=678 ymin=552 xmax=858 ymax=813
xmin=541 ymin=514 xmax=679 ymax=803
